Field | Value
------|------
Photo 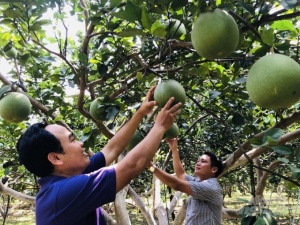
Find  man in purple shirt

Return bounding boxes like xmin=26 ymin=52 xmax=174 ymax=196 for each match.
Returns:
xmin=16 ymin=86 xmax=182 ymax=225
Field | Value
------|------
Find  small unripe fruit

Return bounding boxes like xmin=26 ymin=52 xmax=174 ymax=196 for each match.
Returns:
xmin=0 ymin=92 xmax=31 ymax=123
xmin=89 ymin=98 xmax=106 ymax=121
xmin=163 ymin=123 xmax=179 ymax=139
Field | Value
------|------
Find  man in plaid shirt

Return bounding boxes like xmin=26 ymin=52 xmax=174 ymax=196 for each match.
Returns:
xmin=148 ymin=138 xmax=224 ymax=224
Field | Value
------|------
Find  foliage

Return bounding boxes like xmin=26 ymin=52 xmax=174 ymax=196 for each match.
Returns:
xmin=0 ymin=0 xmax=300 ymax=224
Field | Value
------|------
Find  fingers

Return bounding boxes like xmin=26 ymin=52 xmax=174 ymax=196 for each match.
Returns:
xmin=162 ymin=97 xmax=175 ymax=110
xmin=163 ymin=97 xmax=182 ymax=111
xmin=147 ymin=86 xmax=156 ymax=101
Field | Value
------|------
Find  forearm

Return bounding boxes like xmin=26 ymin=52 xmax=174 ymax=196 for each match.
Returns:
xmin=109 ymin=110 xmax=144 ymax=148
xmin=154 ymin=168 xmax=181 ymax=190
xmin=102 ymin=110 xmax=144 ymax=165
xmin=115 ymin=125 xmax=165 ymax=191
xmin=152 ymin=167 xmax=191 ymax=194
xmin=172 ymin=149 xmax=186 ymax=180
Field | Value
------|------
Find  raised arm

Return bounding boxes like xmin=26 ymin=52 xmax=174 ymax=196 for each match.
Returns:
xmin=114 ymin=97 xmax=182 ymax=192
xmin=165 ymin=138 xmax=186 ymax=180
xmin=101 ymin=86 xmax=156 ymax=166
xmin=149 ymin=162 xmax=192 ymax=195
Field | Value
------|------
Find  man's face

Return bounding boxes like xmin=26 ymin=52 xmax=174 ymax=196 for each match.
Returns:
xmin=45 ymin=125 xmax=90 ymax=176
xmin=194 ymin=154 xmax=217 ymax=180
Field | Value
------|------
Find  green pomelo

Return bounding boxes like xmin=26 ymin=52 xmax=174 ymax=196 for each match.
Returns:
xmin=191 ymin=9 xmax=239 ymax=59
xmin=126 ymin=130 xmax=144 ymax=151
xmin=154 ymin=79 xmax=186 ymax=108
xmin=246 ymin=54 xmax=300 ymax=109
xmin=0 ymin=92 xmax=31 ymax=123
xmin=163 ymin=123 xmax=179 ymax=139
xmin=89 ymin=98 xmax=106 ymax=121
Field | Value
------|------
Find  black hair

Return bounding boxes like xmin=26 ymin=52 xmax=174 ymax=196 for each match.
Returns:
xmin=204 ymin=151 xmax=224 ymax=178
xmin=16 ymin=122 xmax=64 ymax=177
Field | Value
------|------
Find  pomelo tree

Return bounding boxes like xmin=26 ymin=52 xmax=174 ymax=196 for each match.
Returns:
xmin=0 ymin=0 xmax=299 ymax=224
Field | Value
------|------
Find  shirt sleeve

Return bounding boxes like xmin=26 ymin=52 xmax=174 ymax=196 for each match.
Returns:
xmin=55 ymin=166 xmax=117 ymax=218
xmin=82 ymin=152 xmax=106 ymax=173
xmin=188 ymin=178 xmax=222 ymax=204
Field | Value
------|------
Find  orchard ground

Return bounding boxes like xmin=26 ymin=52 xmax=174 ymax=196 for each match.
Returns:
xmin=1 ymin=190 xmax=299 ymax=224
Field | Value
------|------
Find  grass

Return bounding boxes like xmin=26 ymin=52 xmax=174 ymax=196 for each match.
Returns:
xmin=0 ymin=190 xmax=299 ymax=225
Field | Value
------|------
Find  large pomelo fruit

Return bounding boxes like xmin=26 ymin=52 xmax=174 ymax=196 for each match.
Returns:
xmin=126 ymin=130 xmax=144 ymax=151
xmin=246 ymin=54 xmax=300 ymax=109
xmin=163 ymin=123 xmax=180 ymax=139
xmin=154 ymin=79 xmax=186 ymax=108
xmin=191 ymin=9 xmax=239 ymax=59
xmin=0 ymin=92 xmax=31 ymax=123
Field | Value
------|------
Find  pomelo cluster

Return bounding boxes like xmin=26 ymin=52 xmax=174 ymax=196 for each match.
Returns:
xmin=191 ymin=9 xmax=239 ymax=59
xmin=0 ymin=92 xmax=31 ymax=123
xmin=246 ymin=54 xmax=300 ymax=109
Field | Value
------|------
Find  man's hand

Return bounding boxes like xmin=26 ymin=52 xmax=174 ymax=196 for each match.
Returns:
xmin=154 ymin=97 xmax=181 ymax=131
xmin=138 ymin=86 xmax=157 ymax=116
xmin=165 ymin=138 xmax=178 ymax=152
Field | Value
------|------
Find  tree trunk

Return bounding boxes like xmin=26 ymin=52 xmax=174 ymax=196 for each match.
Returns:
xmin=154 ymin=177 xmax=169 ymax=224
xmin=128 ymin=186 xmax=156 ymax=225
xmin=114 ymin=185 xmax=131 ymax=225
xmin=173 ymin=198 xmax=187 ymax=225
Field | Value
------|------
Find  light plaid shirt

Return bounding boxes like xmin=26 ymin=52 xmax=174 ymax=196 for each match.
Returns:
xmin=185 ymin=175 xmax=223 ymax=225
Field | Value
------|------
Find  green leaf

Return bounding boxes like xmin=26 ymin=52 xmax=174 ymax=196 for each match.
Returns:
xmin=216 ymin=0 xmax=222 ymax=6
xmin=239 ymin=205 xmax=257 ymax=218
xmin=209 ymin=90 xmax=221 ymax=99
xmin=171 ymin=0 xmax=188 ymax=10
xmin=249 ymin=137 xmax=265 ymax=147
xmin=2 ymin=7 xmax=23 ymax=18
xmin=151 ymin=20 xmax=167 ymax=37
xmin=112 ymin=1 xmax=141 ymax=23
xmin=271 ymin=20 xmax=296 ymax=33
xmin=254 ymin=216 xmax=266 ymax=225
xmin=136 ymin=72 xmax=143 ymax=81
xmin=262 ymin=209 xmax=278 ymax=225
xmin=105 ymin=105 xmax=120 ymax=121
xmin=241 ymin=216 xmax=257 ymax=225
xmin=266 ymin=136 xmax=279 ymax=146
xmin=289 ymin=165 xmax=300 ymax=173
xmin=0 ymin=85 xmax=12 ymax=99
xmin=110 ymin=0 xmax=122 ymax=8
xmin=277 ymin=157 xmax=289 ymax=163
xmin=79 ymin=132 xmax=91 ymax=143
xmin=261 ymin=28 xmax=274 ymax=46
xmin=263 ymin=128 xmax=282 ymax=143
xmin=78 ymin=52 xmax=89 ymax=66
xmin=141 ymin=6 xmax=153 ymax=30
xmin=279 ymin=0 xmax=298 ymax=9
xmin=271 ymin=145 xmax=293 ymax=155
xmin=117 ymin=28 xmax=145 ymax=37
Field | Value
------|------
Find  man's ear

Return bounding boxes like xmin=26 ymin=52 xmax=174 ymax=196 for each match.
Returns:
xmin=212 ymin=167 xmax=218 ymax=174
xmin=48 ymin=153 xmax=63 ymax=165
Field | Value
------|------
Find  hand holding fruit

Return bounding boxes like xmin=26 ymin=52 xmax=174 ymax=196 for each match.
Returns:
xmin=138 ymin=86 xmax=157 ymax=116
xmin=165 ymin=138 xmax=179 ymax=152
xmin=154 ymin=97 xmax=181 ymax=132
